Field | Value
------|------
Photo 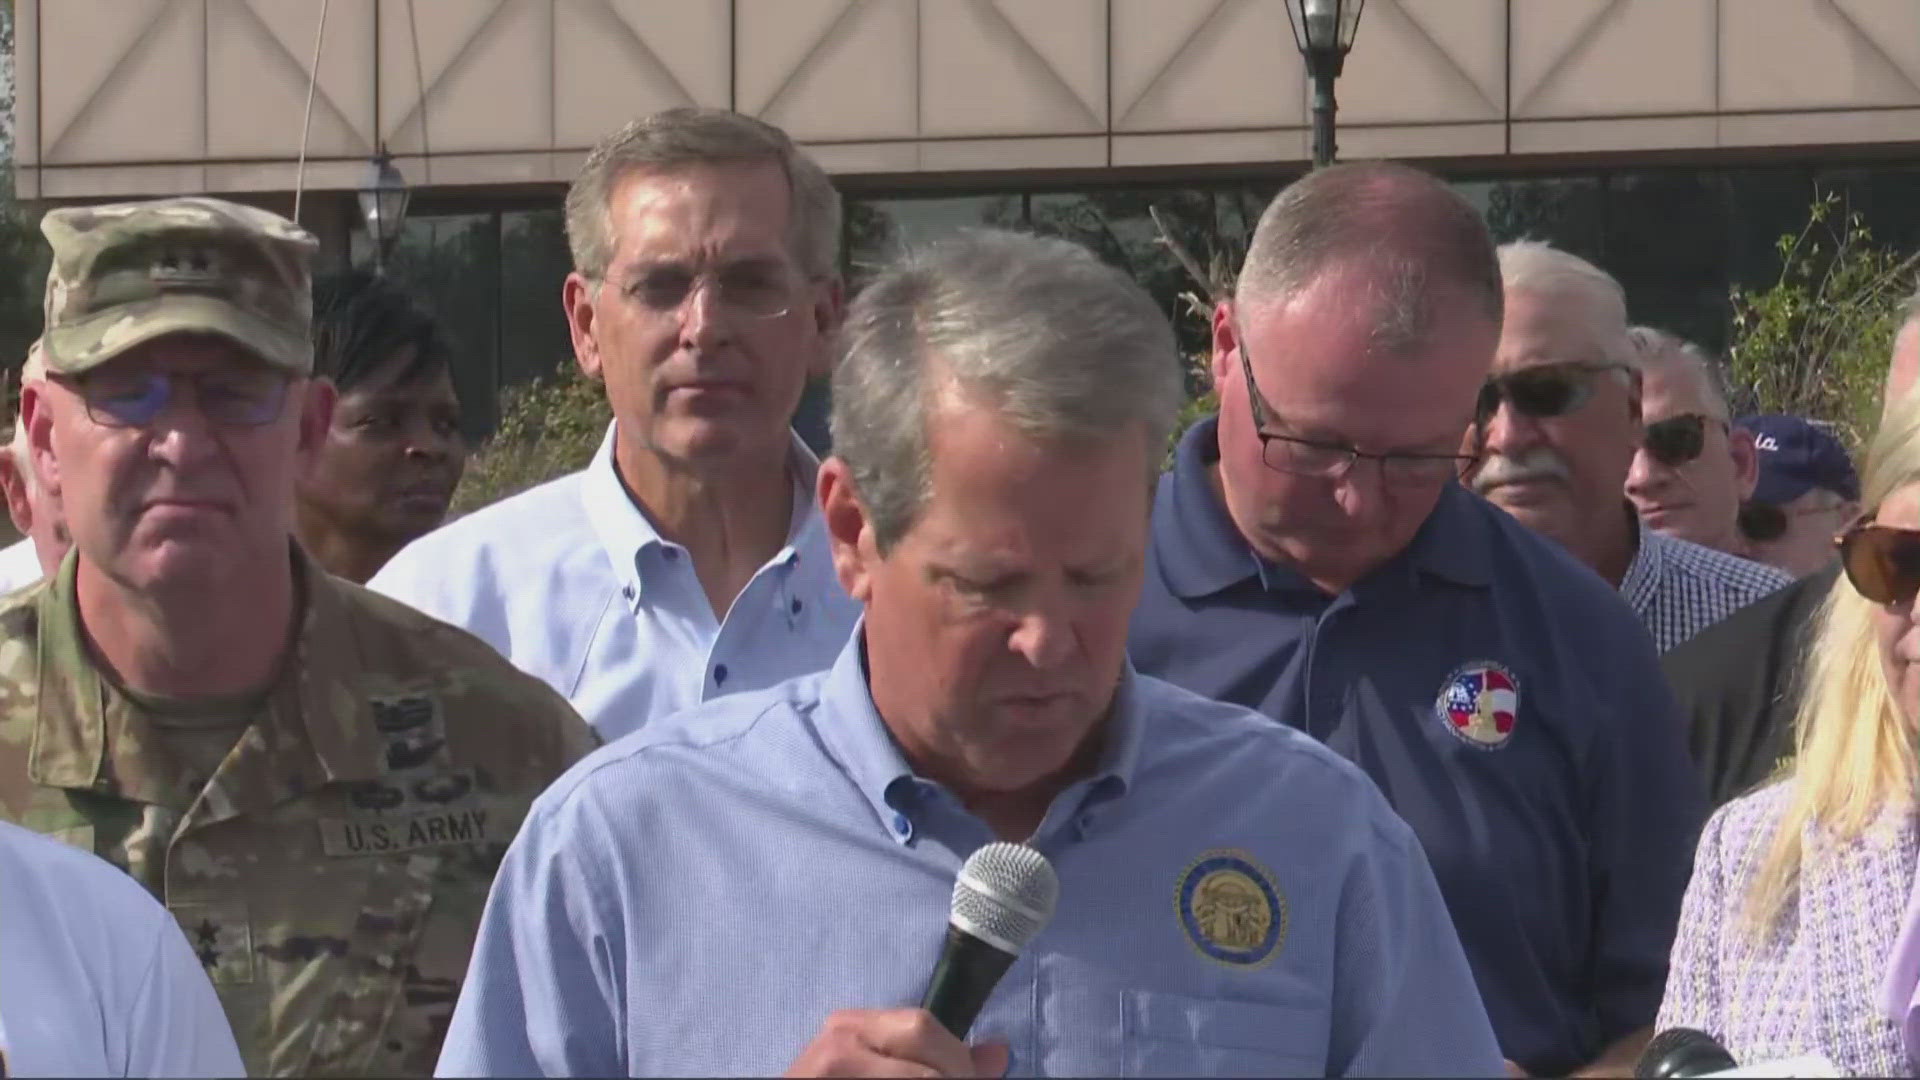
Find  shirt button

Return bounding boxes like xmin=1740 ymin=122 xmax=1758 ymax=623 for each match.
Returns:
xmin=663 ymin=548 xmax=681 ymax=562
xmin=790 ymin=597 xmax=804 ymax=614
xmin=713 ymin=664 xmax=729 ymax=685
xmin=892 ymin=813 xmax=911 ymax=836
xmin=621 ymin=584 xmax=636 ymax=601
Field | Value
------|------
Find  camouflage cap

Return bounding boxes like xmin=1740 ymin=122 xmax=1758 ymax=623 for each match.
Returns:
xmin=40 ymin=196 xmax=318 ymax=376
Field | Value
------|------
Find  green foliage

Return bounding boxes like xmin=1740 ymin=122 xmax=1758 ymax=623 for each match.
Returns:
xmin=1726 ymin=191 xmax=1920 ymax=453
xmin=447 ymin=362 xmax=610 ymax=517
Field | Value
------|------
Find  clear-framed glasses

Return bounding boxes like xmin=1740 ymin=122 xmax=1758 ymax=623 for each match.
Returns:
xmin=620 ymin=258 xmax=805 ymax=321
xmin=57 ymin=368 xmax=292 ymax=429
xmin=1237 ymin=334 xmax=1477 ymax=486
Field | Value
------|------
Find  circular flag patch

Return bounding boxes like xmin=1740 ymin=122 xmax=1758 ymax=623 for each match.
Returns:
xmin=1436 ymin=661 xmax=1519 ymax=750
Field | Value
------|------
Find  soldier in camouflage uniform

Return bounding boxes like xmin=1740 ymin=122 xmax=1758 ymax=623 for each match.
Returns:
xmin=0 ymin=196 xmax=597 ymax=1076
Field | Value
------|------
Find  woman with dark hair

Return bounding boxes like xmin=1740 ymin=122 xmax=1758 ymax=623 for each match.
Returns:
xmin=297 ymin=270 xmax=466 ymax=583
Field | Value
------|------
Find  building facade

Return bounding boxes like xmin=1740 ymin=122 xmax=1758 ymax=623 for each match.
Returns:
xmin=15 ymin=0 xmax=1920 ymax=433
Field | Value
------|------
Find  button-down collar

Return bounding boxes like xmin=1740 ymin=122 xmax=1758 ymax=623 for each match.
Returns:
xmin=579 ymin=421 xmax=821 ymax=611
xmin=814 ymin=625 xmax=1145 ymax=846
xmin=1155 ymin=416 xmax=1491 ymax=601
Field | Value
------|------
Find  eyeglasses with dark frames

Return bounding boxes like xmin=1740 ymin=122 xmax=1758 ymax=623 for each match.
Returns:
xmin=54 ymin=368 xmax=293 ymax=429
xmin=1237 ymin=334 xmax=1479 ymax=487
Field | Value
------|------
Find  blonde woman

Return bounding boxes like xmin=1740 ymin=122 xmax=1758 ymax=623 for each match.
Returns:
xmin=1657 ymin=391 xmax=1920 ymax=1075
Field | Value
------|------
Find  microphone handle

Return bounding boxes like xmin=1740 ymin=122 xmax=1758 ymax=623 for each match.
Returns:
xmin=920 ymin=923 xmax=1018 ymax=1038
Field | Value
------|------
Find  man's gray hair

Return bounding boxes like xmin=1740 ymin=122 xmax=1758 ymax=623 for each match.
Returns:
xmin=564 ymin=107 xmax=842 ymax=283
xmin=1498 ymin=240 xmax=1637 ymax=372
xmin=832 ymin=229 xmax=1184 ymax=552
xmin=1629 ymin=325 xmax=1733 ymax=419
xmin=1236 ymin=161 xmax=1502 ymax=355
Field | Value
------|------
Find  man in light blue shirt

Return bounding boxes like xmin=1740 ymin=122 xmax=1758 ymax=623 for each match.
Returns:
xmin=371 ymin=108 xmax=859 ymax=740
xmin=437 ymin=230 xmax=1503 ymax=1078
xmin=0 ymin=821 xmax=243 ymax=1078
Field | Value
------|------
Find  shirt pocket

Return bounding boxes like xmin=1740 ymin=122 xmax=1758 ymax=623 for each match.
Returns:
xmin=1122 ymin=988 xmax=1328 ymax=1078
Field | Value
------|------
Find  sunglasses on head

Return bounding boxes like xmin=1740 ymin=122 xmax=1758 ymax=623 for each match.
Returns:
xmin=1475 ymin=361 xmax=1631 ymax=425
xmin=1642 ymin=413 xmax=1726 ymax=468
xmin=1839 ymin=521 xmax=1920 ymax=604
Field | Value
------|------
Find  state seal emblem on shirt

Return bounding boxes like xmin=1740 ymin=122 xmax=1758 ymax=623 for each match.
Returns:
xmin=1175 ymin=849 xmax=1286 ymax=968
xmin=1436 ymin=660 xmax=1519 ymax=750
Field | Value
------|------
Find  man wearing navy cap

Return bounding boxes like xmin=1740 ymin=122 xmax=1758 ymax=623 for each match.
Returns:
xmin=1737 ymin=414 xmax=1860 ymax=579
xmin=1128 ymin=162 xmax=1706 ymax=1077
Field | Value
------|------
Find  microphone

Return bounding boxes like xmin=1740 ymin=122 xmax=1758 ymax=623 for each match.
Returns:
xmin=1637 ymin=1029 xmax=1736 ymax=1078
xmin=920 ymin=842 xmax=1059 ymax=1038
xmin=1635 ymin=1028 xmax=1840 ymax=1078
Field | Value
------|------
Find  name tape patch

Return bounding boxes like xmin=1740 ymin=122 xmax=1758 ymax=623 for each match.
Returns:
xmin=318 ymin=806 xmax=503 ymax=857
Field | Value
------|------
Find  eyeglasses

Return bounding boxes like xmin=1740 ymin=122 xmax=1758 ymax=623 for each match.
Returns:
xmin=1740 ymin=498 xmax=1849 ymax=543
xmin=620 ymin=259 xmax=803 ymax=321
xmin=1643 ymin=413 xmax=1729 ymax=468
xmin=1237 ymin=336 xmax=1477 ymax=486
xmin=56 ymin=369 xmax=293 ymax=429
xmin=1839 ymin=521 xmax=1920 ymax=604
xmin=1475 ymin=361 xmax=1633 ymax=425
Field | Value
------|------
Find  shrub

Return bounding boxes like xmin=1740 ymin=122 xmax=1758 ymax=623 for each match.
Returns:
xmin=447 ymin=362 xmax=610 ymax=517
xmin=1726 ymin=191 xmax=1920 ymax=452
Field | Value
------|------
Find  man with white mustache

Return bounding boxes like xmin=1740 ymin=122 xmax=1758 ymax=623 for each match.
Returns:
xmin=1463 ymin=241 xmax=1790 ymax=652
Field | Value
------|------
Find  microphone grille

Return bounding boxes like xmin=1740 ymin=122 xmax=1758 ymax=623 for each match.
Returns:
xmin=951 ymin=842 xmax=1059 ymax=954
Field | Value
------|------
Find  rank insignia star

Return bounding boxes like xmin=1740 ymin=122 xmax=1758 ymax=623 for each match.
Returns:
xmin=193 ymin=917 xmax=222 ymax=968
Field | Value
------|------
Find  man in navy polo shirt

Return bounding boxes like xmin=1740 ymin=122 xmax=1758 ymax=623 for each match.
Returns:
xmin=1130 ymin=161 xmax=1707 ymax=1078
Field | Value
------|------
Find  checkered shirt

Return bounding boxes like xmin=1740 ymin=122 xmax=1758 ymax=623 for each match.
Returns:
xmin=1621 ymin=519 xmax=1794 ymax=653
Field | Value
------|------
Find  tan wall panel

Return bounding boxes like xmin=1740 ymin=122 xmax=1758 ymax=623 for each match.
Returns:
xmin=379 ymin=0 xmax=552 ymax=158
xmin=737 ymin=0 xmax=916 ymax=142
xmin=1111 ymin=129 xmax=1306 ymax=168
xmin=1111 ymin=0 xmax=1303 ymax=133
xmin=1513 ymin=0 xmax=1714 ymax=119
xmin=208 ymin=0 xmax=375 ymax=161
xmin=41 ymin=0 xmax=203 ymax=165
xmin=552 ymin=0 xmax=730 ymax=147
xmin=1339 ymin=120 xmax=1507 ymax=160
xmin=15 ymin=0 xmax=38 ymax=169
xmin=1721 ymin=0 xmax=1920 ymax=111
xmin=1717 ymin=106 xmax=1920 ymax=148
xmin=40 ymin=164 xmax=211 ymax=200
xmin=1339 ymin=0 xmax=1505 ymax=125
xmin=917 ymin=134 xmax=1106 ymax=171
xmin=1510 ymin=115 xmax=1719 ymax=156
xmin=918 ymin=0 xmax=1106 ymax=137
xmin=802 ymin=140 xmax=923 ymax=173
xmin=17 ymin=0 xmax=1920 ymax=200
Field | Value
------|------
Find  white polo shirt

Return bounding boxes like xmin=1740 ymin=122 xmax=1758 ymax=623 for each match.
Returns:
xmin=369 ymin=422 xmax=861 ymax=741
xmin=0 ymin=820 xmax=244 ymax=1078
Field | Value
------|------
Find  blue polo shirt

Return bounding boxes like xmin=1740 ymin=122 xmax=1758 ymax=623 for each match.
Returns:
xmin=1129 ymin=417 xmax=1707 ymax=1077
xmin=436 ymin=628 xmax=1504 ymax=1078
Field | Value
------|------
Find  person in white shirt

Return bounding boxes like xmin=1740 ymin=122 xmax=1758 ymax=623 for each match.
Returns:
xmin=370 ymin=108 xmax=858 ymax=741
xmin=0 ymin=820 xmax=243 ymax=1078
xmin=0 ymin=343 xmax=67 ymax=594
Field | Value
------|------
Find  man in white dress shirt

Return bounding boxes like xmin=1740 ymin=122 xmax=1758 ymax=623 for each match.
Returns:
xmin=371 ymin=108 xmax=858 ymax=740
xmin=0 ymin=820 xmax=243 ymax=1078
xmin=0 ymin=343 xmax=66 ymax=594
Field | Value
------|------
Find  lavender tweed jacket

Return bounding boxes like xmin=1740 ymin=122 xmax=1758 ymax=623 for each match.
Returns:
xmin=1657 ymin=781 xmax=1916 ymax=1076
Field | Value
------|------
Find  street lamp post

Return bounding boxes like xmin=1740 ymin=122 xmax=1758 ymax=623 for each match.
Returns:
xmin=357 ymin=149 xmax=412 ymax=275
xmin=1285 ymin=0 xmax=1366 ymax=168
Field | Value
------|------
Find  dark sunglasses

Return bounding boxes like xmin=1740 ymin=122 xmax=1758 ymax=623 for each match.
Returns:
xmin=54 ymin=369 xmax=292 ymax=429
xmin=1643 ymin=413 xmax=1725 ymax=468
xmin=1475 ymin=361 xmax=1632 ymax=425
xmin=1839 ymin=522 xmax=1920 ymax=604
